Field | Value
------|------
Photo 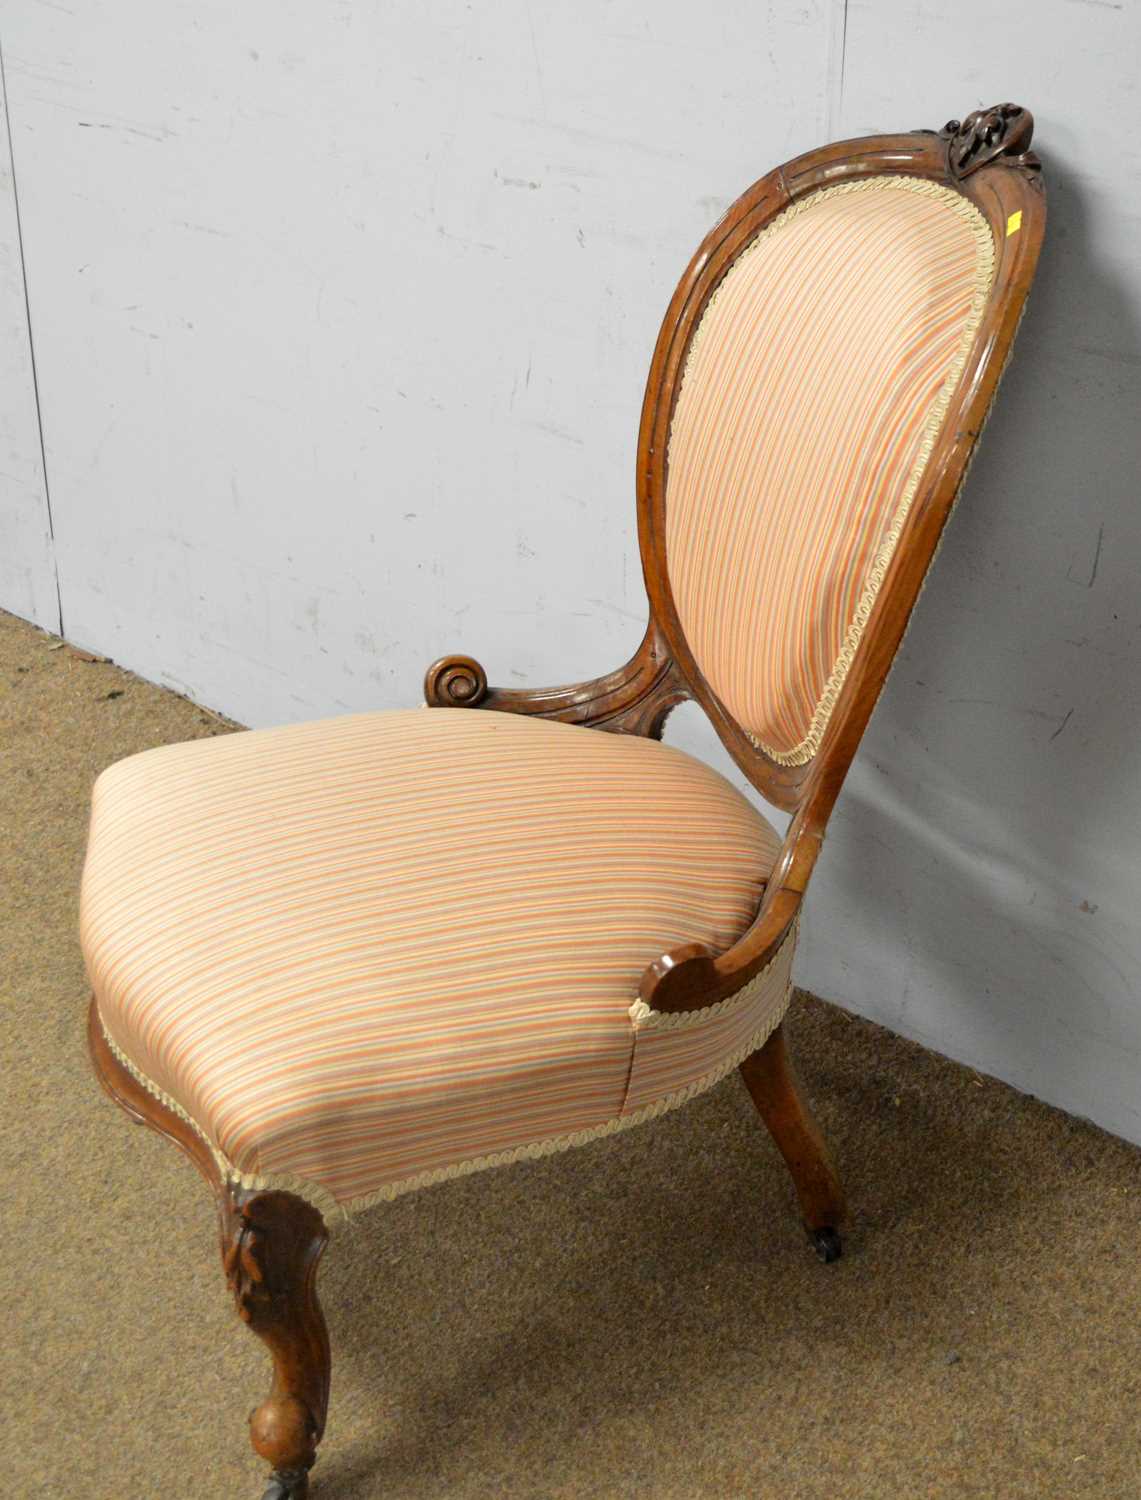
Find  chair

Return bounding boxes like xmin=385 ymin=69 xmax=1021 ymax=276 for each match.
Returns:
xmin=83 ymin=104 xmax=1045 ymax=1499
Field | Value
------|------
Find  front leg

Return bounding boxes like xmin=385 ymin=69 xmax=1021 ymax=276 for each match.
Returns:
xmin=220 ymin=1187 xmax=331 ymax=1499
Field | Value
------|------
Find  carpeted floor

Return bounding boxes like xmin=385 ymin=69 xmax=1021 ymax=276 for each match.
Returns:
xmin=3 ymin=605 xmax=1139 ymax=1500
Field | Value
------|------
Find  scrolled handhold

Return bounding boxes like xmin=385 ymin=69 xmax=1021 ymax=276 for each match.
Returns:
xmin=423 ymin=654 xmax=489 ymax=708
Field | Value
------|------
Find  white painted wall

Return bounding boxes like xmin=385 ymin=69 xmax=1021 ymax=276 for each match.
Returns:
xmin=2 ymin=1 xmax=1139 ymax=1144
xmin=805 ymin=4 xmax=1141 ymax=1149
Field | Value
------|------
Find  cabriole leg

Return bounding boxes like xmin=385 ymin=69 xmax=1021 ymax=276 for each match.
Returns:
xmin=739 ymin=1022 xmax=847 ymax=1263
xmin=220 ymin=1187 xmax=331 ymax=1499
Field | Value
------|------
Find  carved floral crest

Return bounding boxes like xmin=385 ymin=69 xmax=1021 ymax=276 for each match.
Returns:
xmin=941 ymin=103 xmax=1040 ymax=179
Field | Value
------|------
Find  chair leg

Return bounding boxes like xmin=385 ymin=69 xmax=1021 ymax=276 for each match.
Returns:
xmin=220 ymin=1187 xmax=332 ymax=1499
xmin=738 ymin=1022 xmax=847 ymax=1263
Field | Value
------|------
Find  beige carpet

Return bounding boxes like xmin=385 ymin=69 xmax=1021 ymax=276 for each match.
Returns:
xmin=3 ymin=606 xmax=1139 ymax=1500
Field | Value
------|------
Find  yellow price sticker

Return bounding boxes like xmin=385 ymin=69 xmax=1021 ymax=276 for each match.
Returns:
xmin=1006 ymin=210 xmax=1022 ymax=237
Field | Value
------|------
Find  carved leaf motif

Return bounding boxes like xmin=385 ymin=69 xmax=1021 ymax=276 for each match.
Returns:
xmin=941 ymin=103 xmax=1039 ymax=179
xmin=224 ymin=1205 xmax=273 ymax=1322
xmin=240 ymin=1233 xmax=265 ymax=1283
xmin=217 ymin=1189 xmax=331 ymax=1481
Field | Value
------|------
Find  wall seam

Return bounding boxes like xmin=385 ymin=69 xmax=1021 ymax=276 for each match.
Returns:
xmin=825 ymin=0 xmax=849 ymax=140
xmin=0 ymin=31 xmax=64 ymax=636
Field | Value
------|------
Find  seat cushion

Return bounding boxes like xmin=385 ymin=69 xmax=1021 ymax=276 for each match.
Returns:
xmin=81 ymin=707 xmax=790 ymax=1215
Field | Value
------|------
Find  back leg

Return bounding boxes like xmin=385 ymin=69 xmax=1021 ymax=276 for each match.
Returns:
xmin=739 ymin=1022 xmax=847 ymax=1263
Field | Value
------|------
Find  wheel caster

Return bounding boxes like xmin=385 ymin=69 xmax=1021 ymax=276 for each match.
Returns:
xmin=808 ymin=1226 xmax=843 ymax=1264
xmin=261 ymin=1468 xmax=310 ymax=1500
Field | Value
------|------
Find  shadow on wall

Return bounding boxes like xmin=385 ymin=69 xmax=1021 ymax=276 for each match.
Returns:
xmin=811 ymin=150 xmax=1141 ymax=1133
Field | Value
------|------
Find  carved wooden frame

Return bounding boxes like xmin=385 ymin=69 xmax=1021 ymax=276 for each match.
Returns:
xmin=89 ymin=107 xmax=1044 ymax=1496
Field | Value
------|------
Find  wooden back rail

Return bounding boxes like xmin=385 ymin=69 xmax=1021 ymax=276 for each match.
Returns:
xmin=425 ymin=106 xmax=1046 ymax=1015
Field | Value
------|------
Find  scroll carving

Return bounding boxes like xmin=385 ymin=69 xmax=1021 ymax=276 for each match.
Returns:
xmin=941 ymin=103 xmax=1040 ymax=179
xmin=423 ymin=654 xmax=488 ymax=708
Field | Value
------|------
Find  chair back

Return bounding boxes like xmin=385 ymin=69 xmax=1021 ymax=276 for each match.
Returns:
xmin=637 ymin=106 xmax=1045 ymax=816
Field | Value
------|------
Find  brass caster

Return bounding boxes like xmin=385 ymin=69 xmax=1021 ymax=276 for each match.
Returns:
xmin=261 ymin=1467 xmax=310 ymax=1500
xmin=808 ymin=1226 xmax=843 ymax=1264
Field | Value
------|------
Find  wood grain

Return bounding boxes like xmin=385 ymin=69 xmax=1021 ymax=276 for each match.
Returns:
xmin=739 ymin=1023 xmax=847 ymax=1237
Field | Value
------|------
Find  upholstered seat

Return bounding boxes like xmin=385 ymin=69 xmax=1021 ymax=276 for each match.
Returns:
xmin=81 ymin=706 xmax=789 ymax=1214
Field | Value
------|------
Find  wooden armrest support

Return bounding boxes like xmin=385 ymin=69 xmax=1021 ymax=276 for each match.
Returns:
xmin=424 ymin=623 xmax=689 ymax=739
xmin=640 ymin=816 xmax=824 ymax=1013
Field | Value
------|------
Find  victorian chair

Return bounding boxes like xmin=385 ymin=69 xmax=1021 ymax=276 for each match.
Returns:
xmin=83 ymin=105 xmax=1045 ymax=1498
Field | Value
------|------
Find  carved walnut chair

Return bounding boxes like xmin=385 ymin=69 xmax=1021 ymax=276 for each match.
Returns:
xmin=83 ymin=105 xmax=1045 ymax=1499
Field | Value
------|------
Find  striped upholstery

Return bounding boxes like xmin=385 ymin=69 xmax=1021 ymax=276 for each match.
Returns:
xmin=81 ymin=708 xmax=786 ymax=1214
xmin=667 ymin=176 xmax=995 ymax=764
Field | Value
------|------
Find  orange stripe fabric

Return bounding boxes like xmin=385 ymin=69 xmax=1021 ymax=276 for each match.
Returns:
xmin=666 ymin=177 xmax=994 ymax=764
xmin=81 ymin=708 xmax=782 ymax=1208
